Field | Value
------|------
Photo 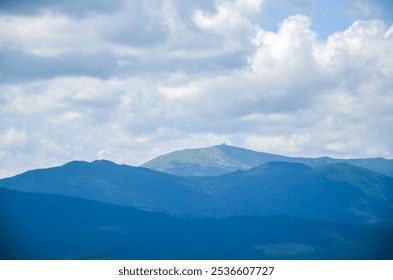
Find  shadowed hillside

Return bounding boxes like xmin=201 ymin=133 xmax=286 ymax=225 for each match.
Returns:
xmin=1 ymin=189 xmax=393 ymax=260
xmin=1 ymin=160 xmax=392 ymax=226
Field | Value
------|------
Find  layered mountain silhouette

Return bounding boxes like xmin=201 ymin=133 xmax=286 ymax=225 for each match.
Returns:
xmin=2 ymin=188 xmax=393 ymax=260
xmin=1 ymin=159 xmax=392 ymax=225
xmin=142 ymin=144 xmax=393 ymax=177
xmin=1 ymin=144 xmax=393 ymax=259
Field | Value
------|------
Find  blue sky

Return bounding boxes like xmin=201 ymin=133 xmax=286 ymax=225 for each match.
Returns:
xmin=262 ymin=0 xmax=392 ymax=37
xmin=0 ymin=0 xmax=392 ymax=177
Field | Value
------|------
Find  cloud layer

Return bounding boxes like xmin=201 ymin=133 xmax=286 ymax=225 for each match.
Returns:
xmin=0 ymin=0 xmax=392 ymax=177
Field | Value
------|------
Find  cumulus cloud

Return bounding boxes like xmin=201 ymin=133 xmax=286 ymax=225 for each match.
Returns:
xmin=0 ymin=0 xmax=392 ymax=177
xmin=0 ymin=0 xmax=261 ymax=82
xmin=156 ymin=15 xmax=393 ymax=158
xmin=0 ymin=3 xmax=171 ymax=57
xmin=0 ymin=11 xmax=104 ymax=56
xmin=194 ymin=0 xmax=264 ymax=37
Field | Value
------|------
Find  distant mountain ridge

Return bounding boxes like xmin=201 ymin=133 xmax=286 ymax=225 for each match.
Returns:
xmin=1 ymin=146 xmax=393 ymax=260
xmin=1 ymin=159 xmax=392 ymax=226
xmin=141 ymin=144 xmax=393 ymax=177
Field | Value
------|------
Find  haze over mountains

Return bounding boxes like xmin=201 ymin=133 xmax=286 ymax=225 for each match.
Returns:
xmin=1 ymin=144 xmax=393 ymax=259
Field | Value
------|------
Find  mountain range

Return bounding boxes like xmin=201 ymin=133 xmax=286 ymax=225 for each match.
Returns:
xmin=1 ymin=144 xmax=393 ymax=259
xmin=2 ymin=159 xmax=393 ymax=226
xmin=142 ymin=144 xmax=393 ymax=177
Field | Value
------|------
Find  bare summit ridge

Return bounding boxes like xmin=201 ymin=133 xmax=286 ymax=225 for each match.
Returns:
xmin=141 ymin=144 xmax=393 ymax=177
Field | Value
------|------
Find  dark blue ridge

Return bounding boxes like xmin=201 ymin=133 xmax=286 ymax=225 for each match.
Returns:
xmin=1 ymin=160 xmax=393 ymax=226
xmin=1 ymin=158 xmax=393 ymax=260
xmin=1 ymin=188 xmax=393 ymax=260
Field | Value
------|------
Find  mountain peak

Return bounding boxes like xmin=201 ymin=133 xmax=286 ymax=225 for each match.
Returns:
xmin=141 ymin=145 xmax=393 ymax=177
xmin=141 ymin=144 xmax=289 ymax=176
xmin=91 ymin=159 xmax=118 ymax=168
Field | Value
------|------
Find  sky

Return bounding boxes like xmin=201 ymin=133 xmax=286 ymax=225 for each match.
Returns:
xmin=0 ymin=0 xmax=392 ymax=178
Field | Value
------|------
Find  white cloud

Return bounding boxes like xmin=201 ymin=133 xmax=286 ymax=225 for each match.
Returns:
xmin=0 ymin=1 xmax=392 ymax=177
xmin=0 ymin=12 xmax=103 ymax=56
xmin=324 ymin=139 xmax=391 ymax=159
xmin=0 ymin=2 xmax=168 ymax=57
xmin=194 ymin=0 xmax=264 ymax=37
xmin=246 ymin=134 xmax=311 ymax=154
xmin=154 ymin=15 xmax=393 ymax=159
xmin=0 ymin=0 xmax=259 ymax=67
xmin=0 ymin=1 xmax=265 ymax=85
xmin=0 ymin=128 xmax=28 ymax=149
xmin=97 ymin=148 xmax=111 ymax=159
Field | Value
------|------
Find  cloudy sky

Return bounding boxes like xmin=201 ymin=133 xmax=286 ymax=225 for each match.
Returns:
xmin=0 ymin=0 xmax=392 ymax=177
